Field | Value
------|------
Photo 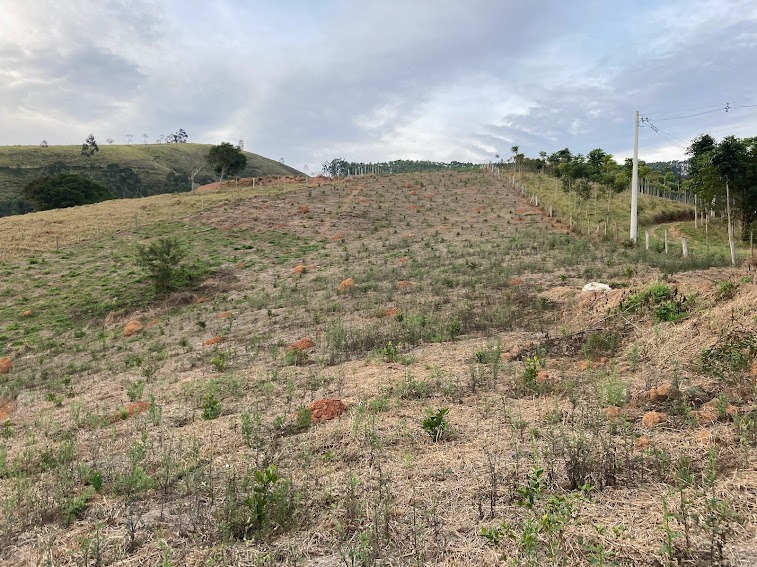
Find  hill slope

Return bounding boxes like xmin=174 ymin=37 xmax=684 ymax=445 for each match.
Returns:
xmin=0 ymin=172 xmax=754 ymax=565
xmin=0 ymin=143 xmax=303 ymax=215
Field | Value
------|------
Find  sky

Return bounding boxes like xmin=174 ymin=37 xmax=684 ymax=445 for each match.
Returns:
xmin=1 ymin=0 xmax=756 ymax=173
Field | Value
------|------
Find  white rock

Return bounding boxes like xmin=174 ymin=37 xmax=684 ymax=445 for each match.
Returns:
xmin=582 ymin=282 xmax=612 ymax=292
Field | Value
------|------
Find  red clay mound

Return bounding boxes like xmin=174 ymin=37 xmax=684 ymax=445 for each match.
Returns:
xmin=291 ymin=338 xmax=315 ymax=351
xmin=110 ymin=401 xmax=151 ymax=423
xmin=0 ymin=399 xmax=16 ymax=421
xmin=123 ymin=321 xmax=143 ymax=337
xmin=307 ymin=399 xmax=348 ymax=423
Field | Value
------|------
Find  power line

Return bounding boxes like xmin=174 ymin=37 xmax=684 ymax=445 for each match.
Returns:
xmin=639 ymin=117 xmax=690 ymax=150
xmin=645 ymin=94 xmax=757 ymax=116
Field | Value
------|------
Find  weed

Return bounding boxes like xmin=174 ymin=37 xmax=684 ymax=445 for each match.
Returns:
xmin=582 ymin=331 xmax=620 ymax=360
xmin=482 ymin=467 xmax=592 ymax=564
xmin=396 ymin=372 xmax=431 ymax=400
xmin=473 ymin=341 xmax=503 ymax=365
xmin=596 ymin=366 xmax=631 ymax=407
xmin=295 ymin=406 xmax=313 ymax=430
xmin=714 ymin=280 xmax=738 ymax=301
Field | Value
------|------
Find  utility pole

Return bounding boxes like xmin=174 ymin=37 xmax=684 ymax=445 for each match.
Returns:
xmin=630 ymin=110 xmax=639 ymax=242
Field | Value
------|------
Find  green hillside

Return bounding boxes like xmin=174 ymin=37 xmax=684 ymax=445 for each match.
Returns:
xmin=0 ymin=143 xmax=303 ymax=216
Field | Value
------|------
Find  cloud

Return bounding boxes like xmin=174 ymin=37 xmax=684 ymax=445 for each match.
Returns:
xmin=0 ymin=0 xmax=756 ymax=170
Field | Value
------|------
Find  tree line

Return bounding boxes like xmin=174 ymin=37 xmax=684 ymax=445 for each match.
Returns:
xmin=321 ymin=158 xmax=478 ymax=177
xmin=515 ymin=135 xmax=755 ymax=240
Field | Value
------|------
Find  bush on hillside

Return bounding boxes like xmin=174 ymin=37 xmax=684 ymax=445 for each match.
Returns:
xmin=21 ymin=173 xmax=114 ymax=211
xmin=136 ymin=237 xmax=191 ymax=294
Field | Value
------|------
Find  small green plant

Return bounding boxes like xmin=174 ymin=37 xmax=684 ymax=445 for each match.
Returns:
xmin=473 ymin=341 xmax=503 ymax=365
xmin=210 ymin=351 xmax=229 ymax=372
xmin=148 ymin=395 xmax=162 ymax=425
xmin=421 ymin=408 xmax=449 ymax=441
xmin=627 ymin=344 xmax=640 ymax=372
xmin=482 ymin=467 xmax=592 ymax=564
xmin=46 ymin=391 xmax=64 ymax=407
xmin=126 ymin=379 xmax=144 ymax=402
xmin=519 ymin=355 xmax=547 ymax=394
xmin=136 ymin=237 xmax=189 ymax=294
xmin=285 ymin=348 xmax=308 ymax=366
xmin=201 ymin=392 xmax=222 ymax=420
xmin=295 ymin=406 xmax=313 ymax=430
xmin=381 ymin=341 xmax=400 ymax=362
xmin=62 ymin=487 xmax=95 ymax=526
xmin=222 ymin=464 xmax=297 ymax=541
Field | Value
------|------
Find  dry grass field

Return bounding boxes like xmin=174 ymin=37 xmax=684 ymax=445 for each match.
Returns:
xmin=0 ymin=171 xmax=755 ymax=566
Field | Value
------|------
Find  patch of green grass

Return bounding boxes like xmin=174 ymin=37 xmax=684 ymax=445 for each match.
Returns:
xmin=620 ymin=283 xmax=692 ymax=322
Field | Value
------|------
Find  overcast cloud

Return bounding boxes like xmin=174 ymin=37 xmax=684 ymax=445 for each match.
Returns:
xmin=1 ymin=0 xmax=756 ymax=171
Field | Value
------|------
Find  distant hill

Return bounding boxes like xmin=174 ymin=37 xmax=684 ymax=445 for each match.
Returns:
xmin=0 ymin=143 xmax=303 ymax=216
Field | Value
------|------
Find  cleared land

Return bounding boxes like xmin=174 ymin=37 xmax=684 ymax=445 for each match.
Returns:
xmin=0 ymin=171 xmax=755 ymax=566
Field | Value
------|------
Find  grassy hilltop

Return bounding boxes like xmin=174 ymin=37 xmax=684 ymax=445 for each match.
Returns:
xmin=0 ymin=143 xmax=303 ymax=215
xmin=0 ymin=171 xmax=755 ymax=565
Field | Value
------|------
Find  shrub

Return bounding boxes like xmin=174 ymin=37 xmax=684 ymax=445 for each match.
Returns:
xmin=698 ymin=331 xmax=757 ymax=384
xmin=620 ymin=283 xmax=692 ymax=323
xmin=136 ymin=237 xmax=190 ymax=294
